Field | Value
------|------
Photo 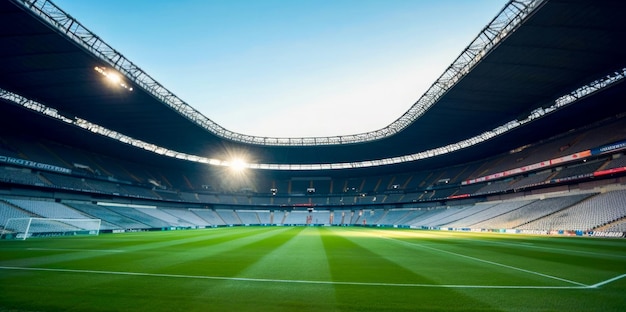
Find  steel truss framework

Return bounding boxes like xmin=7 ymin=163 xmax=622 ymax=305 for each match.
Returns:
xmin=2 ymin=67 xmax=624 ymax=170
xmin=15 ymin=0 xmax=544 ymax=146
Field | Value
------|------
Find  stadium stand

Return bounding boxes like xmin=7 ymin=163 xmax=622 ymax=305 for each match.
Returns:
xmin=0 ymin=200 xmax=33 ymax=228
xmin=160 ymin=208 xmax=212 ymax=227
xmin=1 ymin=0 xmax=626 ymax=239
xmin=507 ymin=172 xmax=552 ymax=190
xmin=282 ymin=211 xmax=310 ymax=225
xmin=135 ymin=208 xmax=195 ymax=228
xmin=3 ymin=198 xmax=91 ymax=219
xmin=444 ymin=199 xmax=535 ymax=228
xmin=68 ymin=203 xmax=147 ymax=230
xmin=312 ymin=210 xmax=331 ymax=225
xmin=0 ymin=167 xmax=47 ymax=186
xmin=103 ymin=206 xmax=172 ymax=229
xmin=550 ymin=160 xmax=604 ymax=180
xmin=191 ymin=209 xmax=226 ymax=226
xmin=2 ymin=115 xmax=624 ymax=206
xmin=517 ymin=190 xmax=626 ymax=231
xmin=410 ymin=204 xmax=476 ymax=228
xmin=216 ymin=209 xmax=243 ymax=225
xmin=236 ymin=210 xmax=261 ymax=225
xmin=82 ymin=179 xmax=127 ymax=195
xmin=41 ymin=172 xmax=92 ymax=191
xmin=604 ymin=220 xmax=626 ymax=232
xmin=256 ymin=211 xmax=272 ymax=224
xmin=377 ymin=210 xmax=413 ymax=225
xmin=603 ymin=154 xmax=626 ymax=170
xmin=470 ymin=193 xmax=594 ymax=229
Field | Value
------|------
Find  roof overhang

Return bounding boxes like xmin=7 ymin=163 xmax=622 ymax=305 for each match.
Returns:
xmin=1 ymin=0 xmax=625 ymax=169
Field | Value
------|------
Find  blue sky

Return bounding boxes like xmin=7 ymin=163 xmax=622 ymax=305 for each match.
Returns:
xmin=55 ymin=0 xmax=507 ymax=138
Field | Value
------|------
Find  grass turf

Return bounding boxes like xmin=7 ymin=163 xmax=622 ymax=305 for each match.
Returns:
xmin=0 ymin=226 xmax=625 ymax=311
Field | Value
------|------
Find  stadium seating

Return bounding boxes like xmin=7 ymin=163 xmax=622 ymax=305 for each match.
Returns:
xmin=604 ymin=154 xmax=626 ymax=170
xmin=216 ymin=209 xmax=243 ymax=225
xmin=256 ymin=211 xmax=273 ymax=224
xmin=103 ymin=206 xmax=171 ymax=228
xmin=0 ymin=167 xmax=47 ymax=186
xmin=68 ymin=203 xmax=146 ymax=230
xmin=0 ymin=200 xmax=32 ymax=228
xmin=160 ymin=208 xmax=212 ymax=227
xmin=135 ymin=208 xmax=195 ymax=228
xmin=444 ymin=199 xmax=536 ymax=228
xmin=1 ymin=112 xmax=626 ymax=235
xmin=518 ymin=190 xmax=626 ymax=231
xmin=191 ymin=209 xmax=226 ymax=226
xmin=3 ymin=198 xmax=91 ymax=219
xmin=282 ymin=211 xmax=310 ymax=225
xmin=236 ymin=210 xmax=262 ymax=225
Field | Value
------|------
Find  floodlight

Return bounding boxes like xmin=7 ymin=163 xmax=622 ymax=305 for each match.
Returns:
xmin=94 ymin=66 xmax=133 ymax=91
xmin=229 ymin=158 xmax=247 ymax=171
xmin=106 ymin=72 xmax=121 ymax=84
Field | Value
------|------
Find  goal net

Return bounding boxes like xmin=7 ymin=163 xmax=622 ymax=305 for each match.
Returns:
xmin=1 ymin=218 xmax=101 ymax=240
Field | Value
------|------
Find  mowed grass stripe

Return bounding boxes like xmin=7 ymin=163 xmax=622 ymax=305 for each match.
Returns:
xmin=327 ymin=227 xmax=570 ymax=287
xmin=0 ymin=265 xmax=591 ymax=289
xmin=181 ymin=226 xmax=307 ymax=276
xmin=228 ymin=227 xmax=333 ymax=281
xmin=0 ymin=227 xmax=291 ymax=273
xmin=196 ymin=227 xmax=339 ymax=312
xmin=450 ymin=234 xmax=626 ymax=259
xmin=386 ymin=235 xmax=587 ymax=286
xmin=372 ymin=229 xmax=626 ymax=286
xmin=0 ymin=227 xmax=272 ymax=268
xmin=0 ymin=227 xmax=309 ymax=311
xmin=433 ymin=238 xmax=624 ymax=286
xmin=1 ymin=227 xmax=625 ymax=312
xmin=0 ymin=266 xmax=610 ymax=312
xmin=320 ymin=227 xmax=438 ymax=284
xmin=319 ymin=227 xmax=504 ymax=311
xmin=140 ymin=226 xmax=302 ymax=277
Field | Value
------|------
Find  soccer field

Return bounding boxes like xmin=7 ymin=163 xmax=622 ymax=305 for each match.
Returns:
xmin=0 ymin=227 xmax=624 ymax=311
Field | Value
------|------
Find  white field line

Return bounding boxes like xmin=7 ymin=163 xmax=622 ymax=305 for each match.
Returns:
xmin=26 ymin=248 xmax=124 ymax=253
xmin=0 ymin=266 xmax=586 ymax=290
xmin=589 ymin=273 xmax=626 ymax=288
xmin=376 ymin=235 xmax=589 ymax=287
xmin=466 ymin=238 xmax=626 ymax=259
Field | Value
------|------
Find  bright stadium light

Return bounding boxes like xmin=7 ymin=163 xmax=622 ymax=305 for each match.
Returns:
xmin=229 ymin=158 xmax=248 ymax=172
xmin=106 ymin=71 xmax=121 ymax=84
xmin=2 ymin=66 xmax=624 ymax=171
xmin=94 ymin=66 xmax=133 ymax=91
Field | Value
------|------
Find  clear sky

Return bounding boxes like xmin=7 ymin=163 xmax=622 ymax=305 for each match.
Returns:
xmin=55 ymin=0 xmax=507 ymax=138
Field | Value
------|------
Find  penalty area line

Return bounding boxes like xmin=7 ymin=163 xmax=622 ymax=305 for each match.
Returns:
xmin=590 ymin=273 xmax=626 ymax=288
xmin=0 ymin=266 xmax=586 ymax=290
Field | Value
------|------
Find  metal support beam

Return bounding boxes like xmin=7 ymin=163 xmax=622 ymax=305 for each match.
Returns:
xmin=2 ymin=66 xmax=623 ymax=170
xmin=14 ymin=0 xmax=544 ymax=146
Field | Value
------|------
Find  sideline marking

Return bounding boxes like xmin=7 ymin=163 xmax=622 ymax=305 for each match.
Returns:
xmin=0 ymin=266 xmax=588 ymax=290
xmin=26 ymin=248 xmax=124 ymax=253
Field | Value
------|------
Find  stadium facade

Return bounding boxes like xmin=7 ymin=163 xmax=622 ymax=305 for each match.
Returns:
xmin=1 ymin=0 xmax=626 ymax=237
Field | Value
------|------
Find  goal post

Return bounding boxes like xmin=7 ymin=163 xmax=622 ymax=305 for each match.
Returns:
xmin=1 ymin=218 xmax=101 ymax=240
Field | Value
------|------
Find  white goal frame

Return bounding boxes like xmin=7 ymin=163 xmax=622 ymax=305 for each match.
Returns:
xmin=1 ymin=217 xmax=101 ymax=240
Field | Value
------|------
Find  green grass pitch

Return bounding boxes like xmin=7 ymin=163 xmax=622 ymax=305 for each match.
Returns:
xmin=1 ymin=226 xmax=625 ymax=311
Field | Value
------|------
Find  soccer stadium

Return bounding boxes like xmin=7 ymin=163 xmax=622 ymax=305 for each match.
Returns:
xmin=1 ymin=0 xmax=626 ymax=311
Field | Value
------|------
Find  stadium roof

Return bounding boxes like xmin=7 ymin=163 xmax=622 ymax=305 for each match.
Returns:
xmin=1 ymin=0 xmax=626 ymax=173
